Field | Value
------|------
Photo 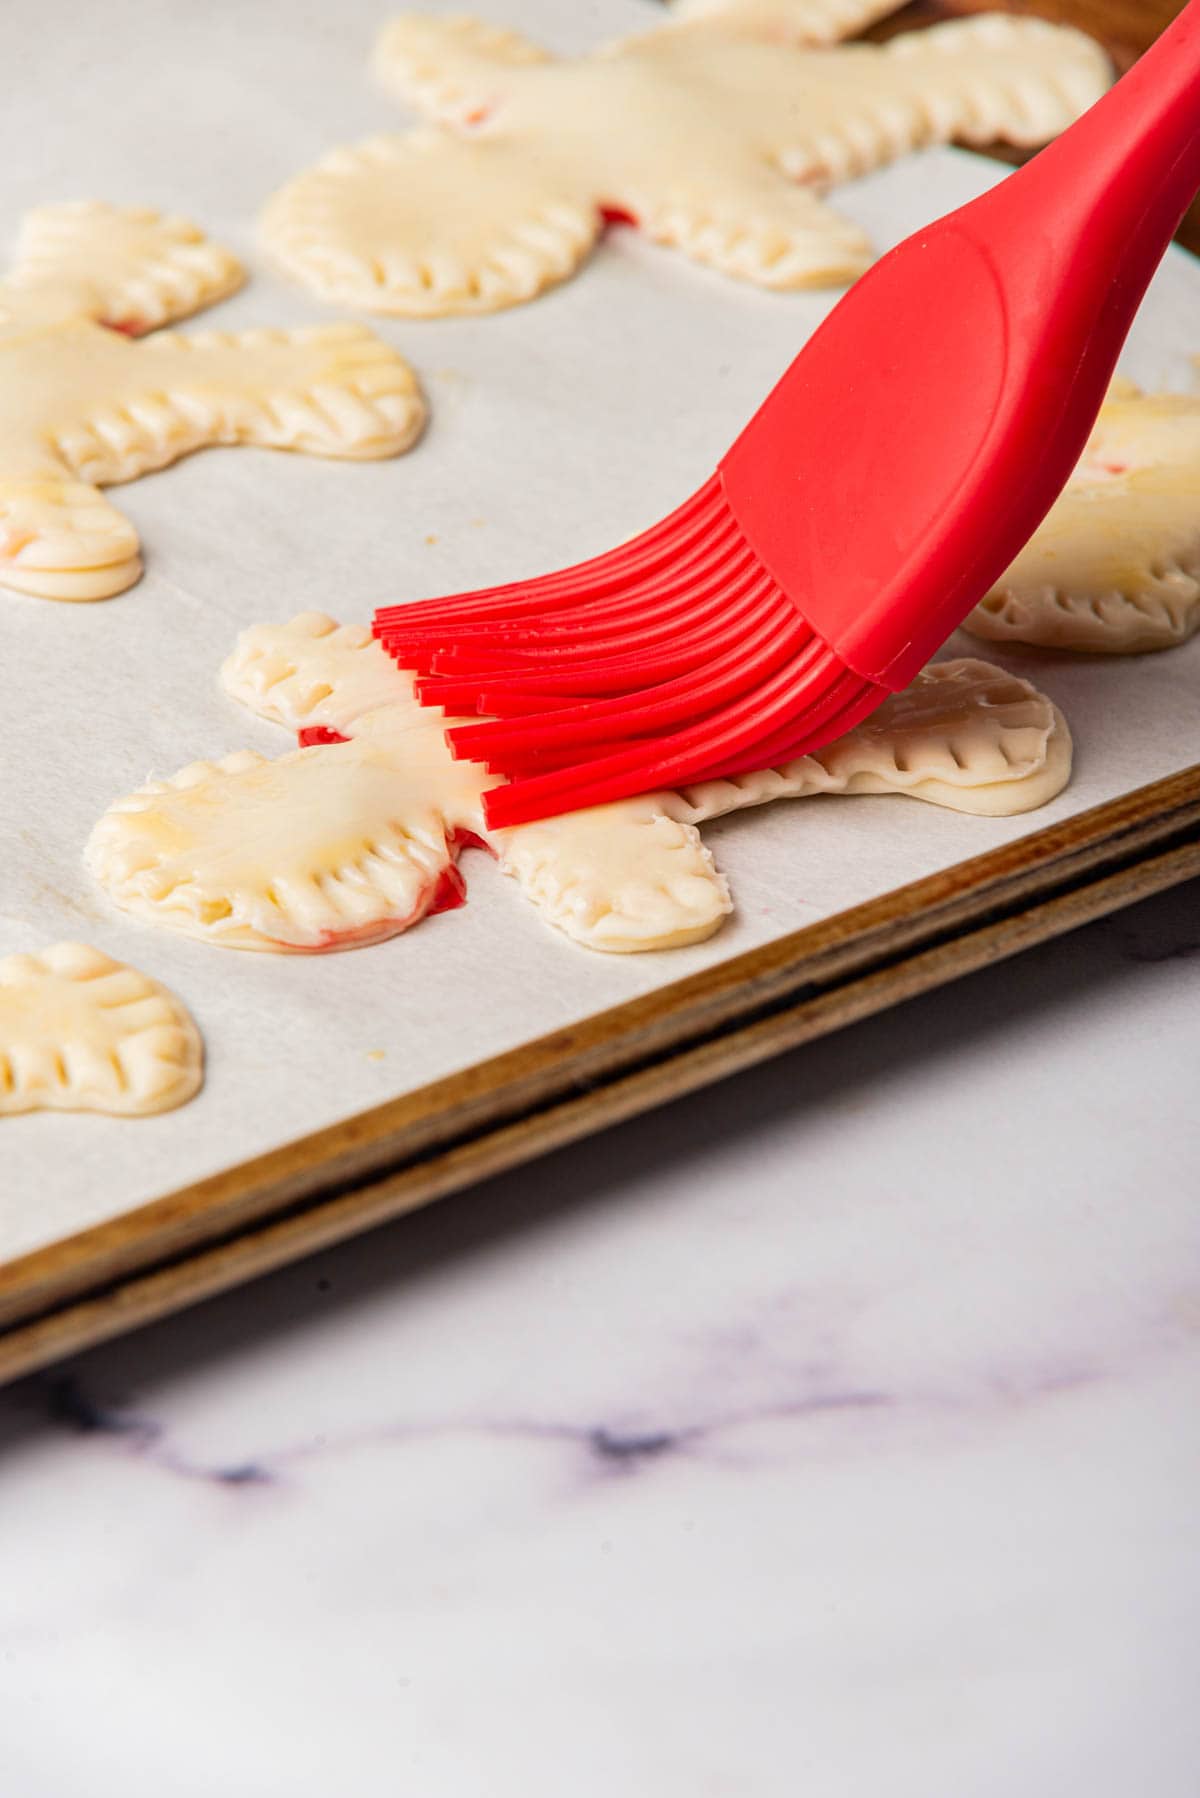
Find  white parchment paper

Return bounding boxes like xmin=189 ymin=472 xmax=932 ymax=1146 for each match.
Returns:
xmin=1 ymin=0 xmax=1198 ymax=1260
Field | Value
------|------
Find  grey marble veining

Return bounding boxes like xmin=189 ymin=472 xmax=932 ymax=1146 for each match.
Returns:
xmin=0 ymin=881 xmax=1197 ymax=1798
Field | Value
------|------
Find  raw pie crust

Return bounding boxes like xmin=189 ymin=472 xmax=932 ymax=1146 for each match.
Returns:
xmin=966 ymin=378 xmax=1200 ymax=653
xmin=86 ymin=613 xmax=1072 ymax=956
xmin=0 ymin=202 xmax=425 ymax=601
xmin=262 ymin=0 xmax=1109 ymax=316
xmin=0 ymin=942 xmax=202 ymax=1116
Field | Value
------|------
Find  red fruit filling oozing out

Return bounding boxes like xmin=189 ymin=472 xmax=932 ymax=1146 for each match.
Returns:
xmin=283 ymin=720 xmax=509 ymax=947
xmin=304 ymin=858 xmax=466 ymax=950
xmin=599 ymin=204 xmax=639 ymax=229
xmin=298 ymin=726 xmax=349 ymax=747
xmin=449 ymin=827 xmax=493 ymax=858
xmin=428 ymin=861 xmax=468 ymax=916
xmin=286 ymin=738 xmax=496 ymax=943
xmin=100 ymin=317 xmax=146 ymax=337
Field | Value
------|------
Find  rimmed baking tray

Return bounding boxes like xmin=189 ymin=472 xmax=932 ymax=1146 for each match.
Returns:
xmin=1 ymin=0 xmax=1196 ymax=1382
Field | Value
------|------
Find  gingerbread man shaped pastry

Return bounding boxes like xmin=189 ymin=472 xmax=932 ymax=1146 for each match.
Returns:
xmin=263 ymin=0 xmax=1110 ymax=316
xmin=0 ymin=202 xmax=425 ymax=601
xmin=87 ymin=613 xmax=1072 ymax=956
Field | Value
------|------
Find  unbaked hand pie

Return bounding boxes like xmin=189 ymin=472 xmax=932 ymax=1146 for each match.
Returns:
xmin=0 ymin=202 xmax=425 ymax=601
xmin=0 ymin=942 xmax=202 ymax=1116
xmin=86 ymin=612 xmax=1072 ymax=956
xmin=966 ymin=378 xmax=1200 ymax=653
xmin=261 ymin=0 xmax=1109 ymax=316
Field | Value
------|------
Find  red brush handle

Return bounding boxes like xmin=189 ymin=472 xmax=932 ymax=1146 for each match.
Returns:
xmin=720 ymin=0 xmax=1200 ymax=690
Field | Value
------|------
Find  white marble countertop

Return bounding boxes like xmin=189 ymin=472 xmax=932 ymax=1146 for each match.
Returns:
xmin=0 ymin=877 xmax=1197 ymax=1795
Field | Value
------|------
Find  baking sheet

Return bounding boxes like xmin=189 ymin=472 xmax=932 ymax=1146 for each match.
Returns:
xmin=2 ymin=0 xmax=1198 ymax=1261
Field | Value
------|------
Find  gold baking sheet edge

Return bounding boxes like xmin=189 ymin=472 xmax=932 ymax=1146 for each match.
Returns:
xmin=3 ymin=0 xmax=1191 ymax=1385
xmin=1 ymin=762 xmax=1197 ymax=1386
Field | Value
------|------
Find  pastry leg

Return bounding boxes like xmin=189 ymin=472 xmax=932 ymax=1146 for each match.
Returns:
xmin=637 ymin=160 xmax=872 ymax=289
xmin=494 ymin=799 xmax=731 ymax=953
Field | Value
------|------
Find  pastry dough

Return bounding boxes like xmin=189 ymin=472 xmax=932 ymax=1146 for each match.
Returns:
xmin=87 ymin=613 xmax=1071 ymax=955
xmin=966 ymin=380 xmax=1200 ymax=653
xmin=0 ymin=942 xmax=202 ymax=1116
xmin=670 ymin=659 xmax=1073 ymax=822
xmin=83 ymin=742 xmax=467 ymax=952
xmin=0 ymin=202 xmax=425 ymax=601
xmin=262 ymin=1 xmax=1109 ymax=315
xmin=667 ymin=0 xmax=899 ymax=33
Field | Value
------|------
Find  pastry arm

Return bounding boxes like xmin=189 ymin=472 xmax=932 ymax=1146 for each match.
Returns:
xmin=372 ymin=14 xmax=551 ymax=126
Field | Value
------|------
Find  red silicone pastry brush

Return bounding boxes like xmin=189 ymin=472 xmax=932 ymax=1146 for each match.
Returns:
xmin=377 ymin=1 xmax=1200 ymax=830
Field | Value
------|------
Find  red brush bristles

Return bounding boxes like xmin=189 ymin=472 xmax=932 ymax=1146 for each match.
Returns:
xmin=373 ymin=476 xmax=885 ymax=828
